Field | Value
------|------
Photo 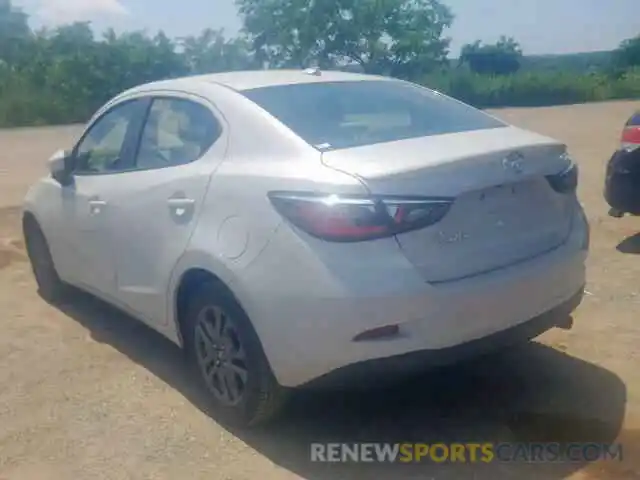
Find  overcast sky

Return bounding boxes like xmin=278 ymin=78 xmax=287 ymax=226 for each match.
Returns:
xmin=14 ymin=0 xmax=640 ymax=55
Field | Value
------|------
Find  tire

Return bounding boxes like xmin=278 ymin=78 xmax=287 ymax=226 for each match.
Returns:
xmin=183 ymin=281 xmax=288 ymax=427
xmin=605 ymin=148 xmax=640 ymax=215
xmin=23 ymin=218 xmax=70 ymax=304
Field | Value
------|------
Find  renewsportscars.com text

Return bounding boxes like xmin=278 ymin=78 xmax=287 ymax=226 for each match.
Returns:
xmin=310 ymin=442 xmax=623 ymax=464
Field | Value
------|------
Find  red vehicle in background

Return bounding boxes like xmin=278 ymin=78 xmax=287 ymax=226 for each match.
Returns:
xmin=605 ymin=111 xmax=640 ymax=218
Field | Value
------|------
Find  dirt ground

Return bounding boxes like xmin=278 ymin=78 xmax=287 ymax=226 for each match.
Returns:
xmin=2 ymin=100 xmax=640 ymax=479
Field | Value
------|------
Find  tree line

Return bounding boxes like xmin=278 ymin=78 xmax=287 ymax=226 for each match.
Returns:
xmin=0 ymin=0 xmax=639 ymax=128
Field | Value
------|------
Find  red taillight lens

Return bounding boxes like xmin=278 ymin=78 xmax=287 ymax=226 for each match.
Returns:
xmin=268 ymin=192 xmax=452 ymax=242
xmin=381 ymin=197 xmax=452 ymax=232
xmin=621 ymin=126 xmax=640 ymax=152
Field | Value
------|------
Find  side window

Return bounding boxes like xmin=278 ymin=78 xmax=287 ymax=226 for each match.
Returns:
xmin=74 ymin=100 xmax=141 ymax=174
xmin=135 ymin=98 xmax=221 ymax=170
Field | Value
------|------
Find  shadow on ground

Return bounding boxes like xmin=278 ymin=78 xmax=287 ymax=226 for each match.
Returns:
xmin=57 ymin=289 xmax=630 ymax=480
xmin=617 ymin=233 xmax=640 ymax=255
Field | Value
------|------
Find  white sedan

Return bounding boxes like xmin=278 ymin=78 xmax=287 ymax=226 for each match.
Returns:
xmin=22 ymin=69 xmax=589 ymax=427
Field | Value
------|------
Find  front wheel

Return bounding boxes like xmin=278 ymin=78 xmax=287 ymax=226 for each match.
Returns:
xmin=184 ymin=282 xmax=289 ymax=427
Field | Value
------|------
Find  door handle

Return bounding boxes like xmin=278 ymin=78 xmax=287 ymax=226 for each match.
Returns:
xmin=88 ymin=199 xmax=107 ymax=215
xmin=167 ymin=198 xmax=195 ymax=208
xmin=167 ymin=197 xmax=195 ymax=217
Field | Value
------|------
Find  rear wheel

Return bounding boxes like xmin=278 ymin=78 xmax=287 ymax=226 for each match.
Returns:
xmin=23 ymin=217 xmax=70 ymax=303
xmin=184 ymin=281 xmax=288 ymax=427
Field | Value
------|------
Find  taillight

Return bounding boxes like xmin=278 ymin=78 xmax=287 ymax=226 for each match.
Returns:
xmin=621 ymin=113 xmax=640 ymax=151
xmin=268 ymin=192 xmax=452 ymax=242
xmin=546 ymin=161 xmax=578 ymax=194
xmin=621 ymin=126 xmax=640 ymax=152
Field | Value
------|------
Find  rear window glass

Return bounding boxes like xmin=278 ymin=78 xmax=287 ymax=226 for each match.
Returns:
xmin=242 ymin=80 xmax=506 ymax=151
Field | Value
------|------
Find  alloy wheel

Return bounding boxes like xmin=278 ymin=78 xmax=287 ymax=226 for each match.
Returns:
xmin=194 ymin=305 xmax=249 ymax=406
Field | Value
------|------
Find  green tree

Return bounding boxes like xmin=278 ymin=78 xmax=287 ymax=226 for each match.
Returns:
xmin=236 ymin=0 xmax=453 ymax=77
xmin=460 ymin=36 xmax=523 ymax=75
xmin=615 ymin=34 xmax=640 ymax=68
xmin=1 ymin=0 xmax=639 ymax=128
xmin=0 ymin=0 xmax=32 ymax=66
xmin=181 ymin=28 xmax=257 ymax=73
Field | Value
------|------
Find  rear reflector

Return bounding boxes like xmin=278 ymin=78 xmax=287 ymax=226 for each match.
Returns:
xmin=353 ymin=324 xmax=400 ymax=341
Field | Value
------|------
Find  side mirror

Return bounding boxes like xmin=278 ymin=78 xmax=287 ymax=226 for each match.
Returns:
xmin=48 ymin=149 xmax=74 ymax=186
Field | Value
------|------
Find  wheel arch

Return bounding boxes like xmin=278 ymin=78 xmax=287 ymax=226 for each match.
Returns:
xmin=22 ymin=209 xmax=40 ymax=231
xmin=174 ymin=267 xmax=228 ymax=346
xmin=170 ymin=262 xmax=264 ymax=357
xmin=21 ymin=209 xmax=49 ymax=248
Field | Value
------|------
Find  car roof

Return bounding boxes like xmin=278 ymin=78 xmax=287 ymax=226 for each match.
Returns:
xmin=130 ymin=69 xmax=394 ymax=94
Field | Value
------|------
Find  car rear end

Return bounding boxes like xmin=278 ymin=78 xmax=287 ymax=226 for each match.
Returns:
xmin=237 ymin=76 xmax=588 ymax=388
xmin=605 ymin=111 xmax=640 ymax=216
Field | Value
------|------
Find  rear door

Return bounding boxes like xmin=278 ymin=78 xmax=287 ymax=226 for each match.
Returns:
xmin=107 ymin=93 xmax=227 ymax=327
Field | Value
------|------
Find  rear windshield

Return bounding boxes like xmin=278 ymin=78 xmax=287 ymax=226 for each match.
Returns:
xmin=242 ymin=80 xmax=506 ymax=151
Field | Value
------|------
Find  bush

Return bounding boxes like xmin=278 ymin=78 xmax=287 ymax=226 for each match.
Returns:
xmin=608 ymin=68 xmax=640 ymax=99
xmin=1 ymin=64 xmax=639 ymax=128
xmin=422 ymin=68 xmax=640 ymax=109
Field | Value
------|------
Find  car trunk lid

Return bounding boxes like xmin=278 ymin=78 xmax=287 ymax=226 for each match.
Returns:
xmin=321 ymin=126 xmax=575 ymax=283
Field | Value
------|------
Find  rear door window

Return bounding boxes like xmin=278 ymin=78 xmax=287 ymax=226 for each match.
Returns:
xmin=135 ymin=97 xmax=222 ymax=170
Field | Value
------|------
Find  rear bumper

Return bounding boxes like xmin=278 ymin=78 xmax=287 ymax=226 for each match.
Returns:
xmin=305 ymin=286 xmax=583 ymax=389
xmin=243 ymin=205 xmax=588 ymax=388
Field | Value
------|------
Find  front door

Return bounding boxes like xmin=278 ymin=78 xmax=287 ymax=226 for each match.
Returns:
xmin=57 ymin=98 xmax=148 ymax=298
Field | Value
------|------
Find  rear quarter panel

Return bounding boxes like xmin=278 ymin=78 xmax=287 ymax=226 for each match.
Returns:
xmin=164 ymin=83 xmax=370 ymax=344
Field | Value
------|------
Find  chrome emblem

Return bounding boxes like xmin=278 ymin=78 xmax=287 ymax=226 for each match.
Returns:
xmin=502 ymin=151 xmax=525 ymax=174
xmin=437 ymin=231 xmax=470 ymax=244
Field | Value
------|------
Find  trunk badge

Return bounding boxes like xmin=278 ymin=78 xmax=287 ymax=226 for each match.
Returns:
xmin=503 ymin=151 xmax=525 ymax=174
xmin=437 ymin=231 xmax=470 ymax=244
